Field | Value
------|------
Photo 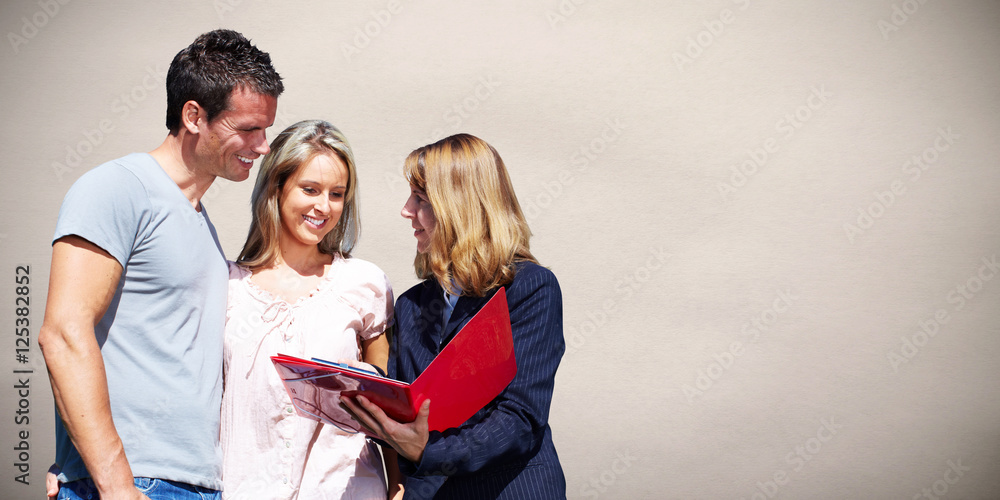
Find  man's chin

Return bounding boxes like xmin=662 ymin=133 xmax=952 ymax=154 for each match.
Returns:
xmin=223 ymin=169 xmax=252 ymax=183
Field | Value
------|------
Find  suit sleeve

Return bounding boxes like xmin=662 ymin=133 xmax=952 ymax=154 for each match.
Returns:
xmin=408 ymin=265 xmax=565 ymax=477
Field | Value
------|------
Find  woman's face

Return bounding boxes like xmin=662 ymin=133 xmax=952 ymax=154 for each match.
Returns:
xmin=279 ymin=153 xmax=348 ymax=250
xmin=401 ymin=185 xmax=437 ymax=253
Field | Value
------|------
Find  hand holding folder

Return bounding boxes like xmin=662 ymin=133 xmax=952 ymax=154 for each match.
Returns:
xmin=271 ymin=288 xmax=516 ymax=437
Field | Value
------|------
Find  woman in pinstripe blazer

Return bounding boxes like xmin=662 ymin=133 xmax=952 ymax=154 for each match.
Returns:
xmin=342 ymin=134 xmax=566 ymax=499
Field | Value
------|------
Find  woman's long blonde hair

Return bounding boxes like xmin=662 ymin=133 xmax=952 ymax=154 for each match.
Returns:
xmin=238 ymin=120 xmax=360 ymax=269
xmin=404 ymin=133 xmax=535 ymax=296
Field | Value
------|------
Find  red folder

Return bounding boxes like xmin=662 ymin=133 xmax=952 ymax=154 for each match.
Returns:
xmin=271 ymin=288 xmax=516 ymax=436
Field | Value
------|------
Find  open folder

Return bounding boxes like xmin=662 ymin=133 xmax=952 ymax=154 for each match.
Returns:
xmin=271 ymin=287 xmax=516 ymax=436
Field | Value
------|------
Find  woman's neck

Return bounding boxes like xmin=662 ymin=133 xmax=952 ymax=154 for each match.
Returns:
xmin=249 ymin=243 xmax=333 ymax=303
xmin=273 ymin=237 xmax=332 ymax=277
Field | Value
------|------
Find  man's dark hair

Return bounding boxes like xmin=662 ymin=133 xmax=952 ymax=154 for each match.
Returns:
xmin=165 ymin=29 xmax=283 ymax=132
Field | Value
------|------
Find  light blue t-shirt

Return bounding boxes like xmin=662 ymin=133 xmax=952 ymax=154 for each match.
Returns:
xmin=52 ymin=153 xmax=227 ymax=490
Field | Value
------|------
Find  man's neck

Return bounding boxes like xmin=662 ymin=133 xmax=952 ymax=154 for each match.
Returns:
xmin=149 ymin=133 xmax=215 ymax=210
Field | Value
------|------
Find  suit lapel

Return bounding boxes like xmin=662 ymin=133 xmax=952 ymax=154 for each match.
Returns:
xmin=439 ymin=287 xmax=500 ymax=348
xmin=418 ymin=281 xmax=449 ymax=352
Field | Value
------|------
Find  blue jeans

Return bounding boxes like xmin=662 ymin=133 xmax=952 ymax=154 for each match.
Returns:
xmin=58 ymin=478 xmax=221 ymax=500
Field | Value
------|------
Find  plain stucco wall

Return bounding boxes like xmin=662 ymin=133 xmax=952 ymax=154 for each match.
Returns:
xmin=1 ymin=1 xmax=998 ymax=498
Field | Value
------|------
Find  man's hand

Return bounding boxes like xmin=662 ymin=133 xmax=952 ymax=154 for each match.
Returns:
xmin=46 ymin=463 xmax=60 ymax=500
xmin=46 ymin=463 xmax=150 ymax=500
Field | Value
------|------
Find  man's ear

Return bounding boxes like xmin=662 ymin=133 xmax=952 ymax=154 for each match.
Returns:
xmin=181 ymin=100 xmax=204 ymax=134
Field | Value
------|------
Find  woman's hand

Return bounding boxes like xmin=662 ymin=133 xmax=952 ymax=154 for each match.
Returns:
xmin=340 ymin=395 xmax=430 ymax=464
xmin=385 ymin=448 xmax=405 ymax=500
xmin=336 ymin=358 xmax=383 ymax=377
xmin=389 ymin=485 xmax=405 ymax=500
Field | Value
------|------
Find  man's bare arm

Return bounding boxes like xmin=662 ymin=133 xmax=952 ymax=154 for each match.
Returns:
xmin=39 ymin=236 xmax=148 ymax=499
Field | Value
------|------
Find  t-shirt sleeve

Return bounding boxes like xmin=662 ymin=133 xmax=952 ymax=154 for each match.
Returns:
xmin=52 ymin=162 xmax=150 ymax=268
xmin=344 ymin=260 xmax=395 ymax=341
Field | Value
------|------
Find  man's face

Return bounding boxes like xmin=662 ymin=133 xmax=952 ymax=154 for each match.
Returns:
xmin=196 ymin=87 xmax=278 ymax=182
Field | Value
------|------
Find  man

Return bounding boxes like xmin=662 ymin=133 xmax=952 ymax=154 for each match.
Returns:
xmin=39 ymin=29 xmax=282 ymax=499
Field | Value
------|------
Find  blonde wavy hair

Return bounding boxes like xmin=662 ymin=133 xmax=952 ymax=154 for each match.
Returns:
xmin=238 ymin=120 xmax=360 ymax=269
xmin=404 ymin=133 xmax=536 ymax=296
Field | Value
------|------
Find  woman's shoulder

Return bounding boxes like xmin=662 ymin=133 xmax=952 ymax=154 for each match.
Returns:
xmin=500 ymin=262 xmax=561 ymax=310
xmin=326 ymin=255 xmax=395 ymax=307
xmin=511 ymin=261 xmax=559 ymax=288
xmin=397 ymin=277 xmax=439 ymax=305
xmin=333 ymin=254 xmax=390 ymax=283
xmin=227 ymin=260 xmax=251 ymax=280
xmin=514 ymin=260 xmax=553 ymax=277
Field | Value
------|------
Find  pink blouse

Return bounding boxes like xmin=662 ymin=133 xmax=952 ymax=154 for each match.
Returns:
xmin=221 ymin=255 xmax=393 ymax=499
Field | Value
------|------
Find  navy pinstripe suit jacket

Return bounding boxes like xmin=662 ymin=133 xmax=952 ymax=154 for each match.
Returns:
xmin=388 ymin=261 xmax=567 ymax=499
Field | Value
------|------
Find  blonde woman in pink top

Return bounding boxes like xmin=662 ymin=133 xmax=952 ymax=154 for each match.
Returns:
xmin=221 ymin=120 xmax=401 ymax=499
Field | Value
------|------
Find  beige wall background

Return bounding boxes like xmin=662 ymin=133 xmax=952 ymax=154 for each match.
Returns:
xmin=2 ymin=1 xmax=999 ymax=498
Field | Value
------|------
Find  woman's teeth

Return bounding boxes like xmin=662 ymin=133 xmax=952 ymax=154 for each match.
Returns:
xmin=304 ymin=215 xmax=325 ymax=226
